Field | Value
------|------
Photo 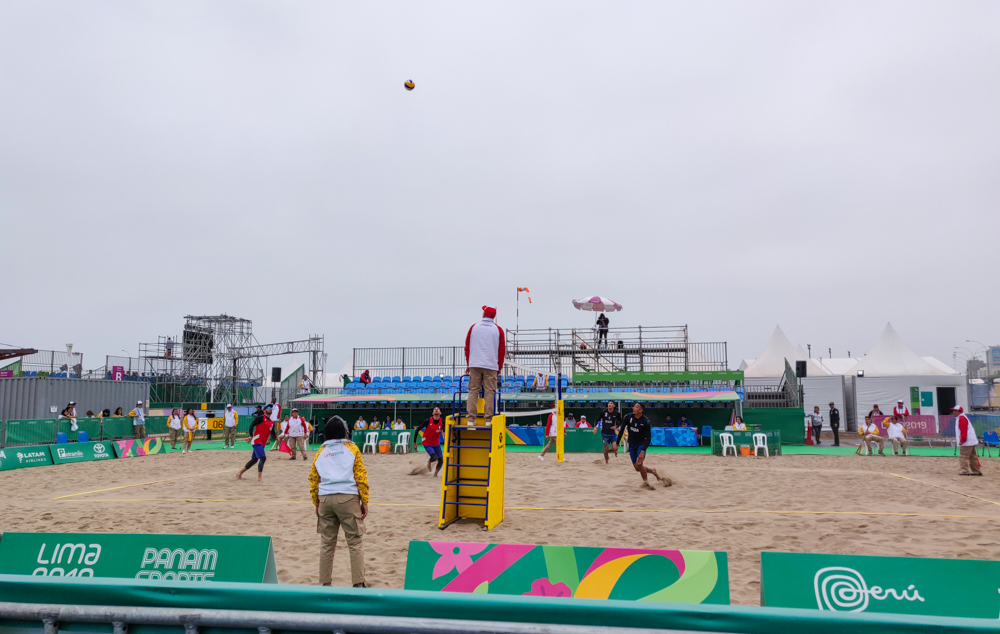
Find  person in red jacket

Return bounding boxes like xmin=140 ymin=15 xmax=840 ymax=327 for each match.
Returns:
xmin=954 ymin=405 xmax=981 ymax=476
xmin=464 ymin=305 xmax=505 ymax=424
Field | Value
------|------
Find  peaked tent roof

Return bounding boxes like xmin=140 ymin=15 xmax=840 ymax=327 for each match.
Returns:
xmin=743 ymin=326 xmax=831 ymax=378
xmin=851 ymin=323 xmax=954 ymax=376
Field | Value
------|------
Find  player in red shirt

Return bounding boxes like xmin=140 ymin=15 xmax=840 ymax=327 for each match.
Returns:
xmin=412 ymin=407 xmax=445 ymax=476
xmin=236 ymin=411 xmax=273 ymax=483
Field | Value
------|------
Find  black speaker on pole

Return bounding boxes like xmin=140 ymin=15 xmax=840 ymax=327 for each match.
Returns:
xmin=271 ymin=367 xmax=282 ymax=383
xmin=795 ymin=360 xmax=807 ymax=378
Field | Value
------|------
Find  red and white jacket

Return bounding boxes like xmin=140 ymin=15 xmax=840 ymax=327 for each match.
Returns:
xmin=283 ymin=415 xmax=310 ymax=438
xmin=893 ymin=405 xmax=909 ymax=417
xmin=465 ymin=317 xmax=505 ymax=372
xmin=956 ymin=414 xmax=978 ymax=446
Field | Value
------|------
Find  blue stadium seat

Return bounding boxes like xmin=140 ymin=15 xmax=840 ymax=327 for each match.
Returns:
xmin=392 ymin=376 xmax=401 ymax=383
xmin=422 ymin=376 xmax=432 ymax=382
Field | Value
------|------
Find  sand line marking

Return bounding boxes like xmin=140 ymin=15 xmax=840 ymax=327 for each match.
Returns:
xmin=54 ymin=498 xmax=1000 ymax=520
xmin=889 ymin=472 xmax=1000 ymax=507
xmin=51 ymin=469 xmax=237 ymax=500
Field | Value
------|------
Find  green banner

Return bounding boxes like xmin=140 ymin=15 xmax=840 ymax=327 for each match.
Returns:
xmin=2 ymin=419 xmax=56 ymax=446
xmin=50 ymin=441 xmax=116 ymax=465
xmin=0 ymin=532 xmax=277 ymax=583
xmin=761 ymin=551 xmax=1000 ymax=619
xmin=404 ymin=541 xmax=729 ymax=604
xmin=0 ymin=445 xmax=53 ymax=470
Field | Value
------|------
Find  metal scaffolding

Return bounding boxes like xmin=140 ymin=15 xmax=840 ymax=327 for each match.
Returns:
xmin=134 ymin=315 xmax=325 ymax=404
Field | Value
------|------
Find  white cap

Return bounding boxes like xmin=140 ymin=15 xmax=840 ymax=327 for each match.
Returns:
xmin=226 ymin=404 xmax=232 ymax=408
xmin=137 ymin=400 xmax=143 ymax=405
xmin=951 ymin=405 xmax=963 ymax=411
xmin=897 ymin=399 xmax=904 ymax=403
xmin=69 ymin=401 xmax=75 ymax=404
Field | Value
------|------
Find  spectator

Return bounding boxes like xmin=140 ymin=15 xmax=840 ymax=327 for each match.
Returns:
xmin=465 ymin=305 xmax=505 ymax=424
xmin=60 ymin=401 xmax=78 ymax=432
xmin=182 ymin=408 xmax=198 ymax=453
xmin=886 ymin=415 xmax=909 ymax=456
xmin=806 ymin=406 xmax=824 ymax=445
xmin=354 ymin=416 xmax=368 ymax=430
xmin=300 ymin=375 xmax=313 ymax=396
xmin=678 ymin=416 xmax=693 ymax=428
xmin=954 ymin=405 xmax=981 ymax=476
xmin=859 ymin=415 xmax=885 ymax=456
xmin=167 ymin=408 xmax=183 ymax=449
xmin=85 ymin=410 xmax=94 ymax=417
xmin=732 ymin=416 xmax=746 ymax=431
xmin=664 ymin=415 xmax=674 ymax=427
xmin=369 ymin=416 xmax=382 ymax=431
xmin=113 ymin=407 xmax=123 ymax=417
xmin=892 ymin=399 xmax=910 ymax=418
xmin=576 ymin=415 xmax=591 ymax=428
xmin=564 ymin=413 xmax=577 ymax=428
xmin=596 ymin=313 xmax=609 ymax=347
xmin=828 ymin=402 xmax=841 ymax=446
xmin=165 ymin=337 xmax=174 ymax=358
xmin=360 ymin=370 xmax=372 ymax=387
xmin=310 ymin=416 xmax=369 ymax=588
xmin=341 ymin=374 xmax=351 ymax=389
xmin=101 ymin=408 xmax=111 ymax=418
xmin=868 ymin=404 xmax=884 ymax=420
xmin=128 ymin=401 xmax=146 ymax=439
xmin=391 ymin=417 xmax=405 ymax=430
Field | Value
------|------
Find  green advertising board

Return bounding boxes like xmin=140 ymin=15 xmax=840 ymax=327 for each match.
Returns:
xmin=50 ymin=441 xmax=116 ymax=465
xmin=0 ymin=532 xmax=277 ymax=583
xmin=0 ymin=445 xmax=53 ymax=471
xmin=761 ymin=551 xmax=1000 ymax=619
xmin=405 ymin=540 xmax=729 ymax=604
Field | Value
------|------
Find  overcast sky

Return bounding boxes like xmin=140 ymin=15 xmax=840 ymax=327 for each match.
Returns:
xmin=1 ymin=1 xmax=998 ymax=378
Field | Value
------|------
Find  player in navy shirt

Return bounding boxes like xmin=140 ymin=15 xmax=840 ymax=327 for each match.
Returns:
xmin=593 ymin=400 xmax=622 ymax=465
xmin=615 ymin=402 xmax=666 ymax=489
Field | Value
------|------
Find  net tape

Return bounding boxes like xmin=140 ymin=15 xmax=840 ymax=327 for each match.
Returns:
xmin=498 ymin=408 xmax=558 ymax=418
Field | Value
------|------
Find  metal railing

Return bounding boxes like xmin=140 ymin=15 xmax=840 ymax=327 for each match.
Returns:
xmin=742 ymin=384 xmax=798 ymax=408
xmin=15 ymin=350 xmax=84 ymax=378
xmin=0 ymin=602 xmax=697 ymax=634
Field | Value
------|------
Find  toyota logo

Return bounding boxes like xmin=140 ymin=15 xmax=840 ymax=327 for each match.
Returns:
xmin=94 ymin=444 xmax=106 ymax=453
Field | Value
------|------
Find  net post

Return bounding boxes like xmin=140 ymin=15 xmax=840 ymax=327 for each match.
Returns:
xmin=556 ymin=399 xmax=565 ymax=463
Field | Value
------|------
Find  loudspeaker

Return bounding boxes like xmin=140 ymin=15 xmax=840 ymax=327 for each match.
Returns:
xmin=271 ymin=367 xmax=282 ymax=383
xmin=795 ymin=360 xmax=807 ymax=378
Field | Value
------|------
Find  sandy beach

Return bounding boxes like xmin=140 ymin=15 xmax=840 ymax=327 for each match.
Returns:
xmin=2 ymin=447 xmax=998 ymax=605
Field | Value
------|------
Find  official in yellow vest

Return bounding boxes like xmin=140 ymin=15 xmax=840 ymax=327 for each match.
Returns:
xmin=309 ymin=416 xmax=369 ymax=588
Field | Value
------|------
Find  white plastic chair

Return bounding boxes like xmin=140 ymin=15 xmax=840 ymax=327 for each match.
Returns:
xmin=394 ymin=431 xmax=411 ymax=454
xmin=752 ymin=433 xmax=769 ymax=457
xmin=362 ymin=431 xmax=379 ymax=454
xmin=720 ymin=432 xmax=737 ymax=457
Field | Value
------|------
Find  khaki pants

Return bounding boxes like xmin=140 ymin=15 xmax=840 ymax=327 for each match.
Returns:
xmin=960 ymin=445 xmax=982 ymax=475
xmin=133 ymin=425 xmax=146 ymax=439
xmin=466 ymin=367 xmax=498 ymax=420
xmin=168 ymin=428 xmax=181 ymax=448
xmin=864 ymin=434 xmax=884 ymax=454
xmin=291 ymin=436 xmax=308 ymax=457
xmin=890 ymin=437 xmax=908 ymax=454
xmin=223 ymin=426 xmax=237 ymax=445
xmin=317 ymin=493 xmax=365 ymax=586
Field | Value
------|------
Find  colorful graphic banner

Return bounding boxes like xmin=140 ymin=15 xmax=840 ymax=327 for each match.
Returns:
xmin=0 ymin=532 xmax=277 ymax=583
xmin=404 ymin=541 xmax=729 ymax=604
xmin=761 ymin=551 xmax=1000 ymax=619
xmin=50 ymin=441 xmax=115 ymax=465
xmin=113 ymin=437 xmax=166 ymax=458
xmin=0 ymin=445 xmax=53 ymax=471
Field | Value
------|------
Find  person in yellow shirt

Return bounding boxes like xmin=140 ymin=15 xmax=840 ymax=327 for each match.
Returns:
xmin=732 ymin=416 xmax=747 ymax=431
xmin=368 ymin=416 xmax=382 ymax=431
xmin=309 ymin=416 xmax=369 ymax=588
xmin=182 ymin=408 xmax=198 ymax=454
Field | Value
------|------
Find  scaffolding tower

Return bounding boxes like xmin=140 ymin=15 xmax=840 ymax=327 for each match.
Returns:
xmin=137 ymin=315 xmax=325 ymax=405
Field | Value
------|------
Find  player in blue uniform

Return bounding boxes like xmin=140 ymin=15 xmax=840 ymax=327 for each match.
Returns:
xmin=615 ymin=402 xmax=665 ymax=489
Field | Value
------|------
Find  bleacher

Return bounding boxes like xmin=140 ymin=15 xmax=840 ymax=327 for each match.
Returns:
xmin=340 ymin=374 xmax=743 ymax=401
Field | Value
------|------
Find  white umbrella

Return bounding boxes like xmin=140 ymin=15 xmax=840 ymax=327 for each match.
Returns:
xmin=572 ymin=296 xmax=623 ymax=312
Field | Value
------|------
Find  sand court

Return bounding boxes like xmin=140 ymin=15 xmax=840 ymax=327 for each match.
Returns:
xmin=2 ymin=448 xmax=998 ymax=606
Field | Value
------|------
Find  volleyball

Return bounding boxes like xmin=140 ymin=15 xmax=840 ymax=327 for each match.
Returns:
xmin=404 ymin=80 xmax=415 ymax=91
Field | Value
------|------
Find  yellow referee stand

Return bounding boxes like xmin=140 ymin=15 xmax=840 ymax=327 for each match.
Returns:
xmin=438 ymin=394 xmax=507 ymax=531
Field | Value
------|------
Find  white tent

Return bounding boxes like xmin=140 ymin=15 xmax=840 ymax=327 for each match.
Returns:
xmin=851 ymin=323 xmax=965 ymax=429
xmin=743 ymin=326 xmax=831 ymax=379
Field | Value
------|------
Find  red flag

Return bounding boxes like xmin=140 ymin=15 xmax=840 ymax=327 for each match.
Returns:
xmin=278 ymin=440 xmax=292 ymax=454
